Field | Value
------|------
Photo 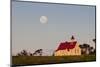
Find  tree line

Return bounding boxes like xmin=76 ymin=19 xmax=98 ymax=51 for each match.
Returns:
xmin=16 ymin=39 xmax=96 ymax=56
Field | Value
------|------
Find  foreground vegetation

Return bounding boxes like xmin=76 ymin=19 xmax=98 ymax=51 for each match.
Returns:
xmin=12 ymin=55 xmax=96 ymax=66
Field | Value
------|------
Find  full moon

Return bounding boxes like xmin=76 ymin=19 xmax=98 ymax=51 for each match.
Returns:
xmin=40 ymin=16 xmax=48 ymax=24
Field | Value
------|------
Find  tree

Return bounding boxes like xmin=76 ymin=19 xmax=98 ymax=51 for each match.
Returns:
xmin=21 ymin=50 xmax=28 ymax=56
xmin=93 ymin=39 xmax=96 ymax=43
xmin=92 ymin=39 xmax=96 ymax=55
xmin=33 ymin=49 xmax=43 ymax=56
xmin=79 ymin=43 xmax=94 ymax=55
xmin=88 ymin=47 xmax=94 ymax=54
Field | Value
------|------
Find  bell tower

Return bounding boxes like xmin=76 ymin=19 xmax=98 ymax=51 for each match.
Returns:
xmin=71 ymin=35 xmax=75 ymax=42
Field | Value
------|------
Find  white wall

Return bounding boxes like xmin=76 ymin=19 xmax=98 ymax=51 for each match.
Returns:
xmin=0 ymin=0 xmax=99 ymax=67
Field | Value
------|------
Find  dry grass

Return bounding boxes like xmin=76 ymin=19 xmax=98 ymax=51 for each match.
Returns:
xmin=12 ymin=55 xmax=96 ymax=66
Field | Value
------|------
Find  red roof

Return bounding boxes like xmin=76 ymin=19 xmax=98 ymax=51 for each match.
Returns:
xmin=56 ymin=41 xmax=77 ymax=51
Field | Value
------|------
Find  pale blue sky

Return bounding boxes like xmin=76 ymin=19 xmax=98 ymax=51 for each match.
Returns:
xmin=12 ymin=1 xmax=95 ymax=55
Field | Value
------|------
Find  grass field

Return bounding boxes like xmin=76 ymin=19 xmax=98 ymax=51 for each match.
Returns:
xmin=12 ymin=55 xmax=96 ymax=66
